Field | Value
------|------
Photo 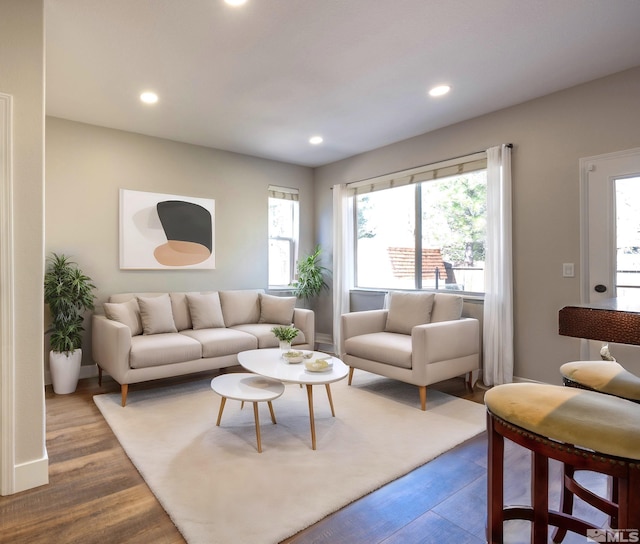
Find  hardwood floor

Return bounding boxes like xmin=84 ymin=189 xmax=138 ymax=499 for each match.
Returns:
xmin=0 ymin=372 xmax=607 ymax=543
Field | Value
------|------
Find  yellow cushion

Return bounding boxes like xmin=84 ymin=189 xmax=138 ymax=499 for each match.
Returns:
xmin=485 ymin=382 xmax=640 ymax=461
xmin=560 ymin=360 xmax=640 ymax=402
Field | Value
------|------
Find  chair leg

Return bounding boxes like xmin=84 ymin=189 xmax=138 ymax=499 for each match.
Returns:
xmin=121 ymin=384 xmax=128 ymax=407
xmin=348 ymin=366 xmax=354 ymax=385
xmin=98 ymin=366 xmax=103 ymax=386
xmin=418 ymin=385 xmax=426 ymax=411
xmin=552 ymin=463 xmax=575 ymax=543
xmin=487 ymin=413 xmax=504 ymax=544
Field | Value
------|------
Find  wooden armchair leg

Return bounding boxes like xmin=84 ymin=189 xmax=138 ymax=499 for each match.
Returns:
xmin=98 ymin=366 xmax=103 ymax=386
xmin=419 ymin=385 xmax=427 ymax=411
xmin=121 ymin=384 xmax=129 ymax=407
xmin=348 ymin=366 xmax=354 ymax=385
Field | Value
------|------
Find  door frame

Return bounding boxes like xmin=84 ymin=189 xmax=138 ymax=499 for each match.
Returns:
xmin=0 ymin=92 xmax=16 ymax=495
xmin=579 ymin=146 xmax=640 ymax=358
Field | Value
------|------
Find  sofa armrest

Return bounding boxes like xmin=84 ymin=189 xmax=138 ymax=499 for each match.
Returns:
xmin=91 ymin=314 xmax=133 ymax=384
xmin=293 ymin=308 xmax=315 ymax=349
xmin=411 ymin=317 xmax=480 ymax=364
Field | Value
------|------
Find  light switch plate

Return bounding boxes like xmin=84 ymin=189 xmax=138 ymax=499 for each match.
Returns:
xmin=563 ymin=263 xmax=575 ymax=278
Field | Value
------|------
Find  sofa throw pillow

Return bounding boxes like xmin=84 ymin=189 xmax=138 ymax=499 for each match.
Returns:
xmin=186 ymin=292 xmax=226 ymax=330
xmin=169 ymin=292 xmax=193 ymax=331
xmin=137 ymin=294 xmax=178 ymax=335
xmin=385 ymin=291 xmax=435 ymax=335
xmin=219 ymin=290 xmax=262 ymax=327
xmin=103 ymin=298 xmax=143 ymax=336
xmin=259 ymin=293 xmax=296 ymax=325
xmin=431 ymin=293 xmax=463 ymax=323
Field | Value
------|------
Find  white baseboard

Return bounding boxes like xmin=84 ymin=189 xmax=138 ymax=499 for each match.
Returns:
xmin=13 ymin=454 xmax=49 ymax=494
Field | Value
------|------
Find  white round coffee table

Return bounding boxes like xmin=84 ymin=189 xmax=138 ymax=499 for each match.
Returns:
xmin=237 ymin=349 xmax=349 ymax=450
xmin=210 ymin=373 xmax=285 ymax=453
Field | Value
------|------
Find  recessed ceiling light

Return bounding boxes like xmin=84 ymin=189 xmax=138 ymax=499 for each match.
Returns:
xmin=140 ymin=91 xmax=159 ymax=104
xmin=225 ymin=0 xmax=247 ymax=6
xmin=428 ymin=85 xmax=451 ymax=97
xmin=309 ymin=136 xmax=323 ymax=145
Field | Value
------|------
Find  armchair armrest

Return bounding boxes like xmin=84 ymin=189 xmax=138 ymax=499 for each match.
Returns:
xmin=293 ymin=308 xmax=315 ymax=348
xmin=91 ymin=314 xmax=133 ymax=383
xmin=412 ymin=318 xmax=480 ymax=364
xmin=340 ymin=309 xmax=388 ymax=355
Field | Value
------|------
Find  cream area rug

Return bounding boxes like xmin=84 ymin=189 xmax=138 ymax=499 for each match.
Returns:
xmin=94 ymin=372 xmax=486 ymax=544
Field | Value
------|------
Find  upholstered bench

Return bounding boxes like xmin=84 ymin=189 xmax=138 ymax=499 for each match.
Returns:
xmin=485 ymin=382 xmax=640 ymax=544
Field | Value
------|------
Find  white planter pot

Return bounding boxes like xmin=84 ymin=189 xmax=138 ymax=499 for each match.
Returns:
xmin=49 ymin=349 xmax=82 ymax=394
xmin=279 ymin=340 xmax=292 ymax=353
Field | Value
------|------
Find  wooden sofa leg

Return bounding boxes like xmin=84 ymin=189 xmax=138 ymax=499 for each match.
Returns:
xmin=348 ymin=367 xmax=354 ymax=385
xmin=419 ymin=386 xmax=426 ymax=411
xmin=121 ymin=384 xmax=129 ymax=407
xmin=466 ymin=371 xmax=474 ymax=391
xmin=98 ymin=366 xmax=103 ymax=386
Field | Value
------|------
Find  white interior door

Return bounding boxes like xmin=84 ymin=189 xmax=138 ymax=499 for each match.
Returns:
xmin=581 ymin=147 xmax=640 ymax=368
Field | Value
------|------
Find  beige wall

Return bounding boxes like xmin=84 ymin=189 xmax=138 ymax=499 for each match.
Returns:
xmin=0 ymin=0 xmax=47 ymax=493
xmin=314 ymin=66 xmax=640 ymax=385
xmin=45 ymin=117 xmax=314 ymax=365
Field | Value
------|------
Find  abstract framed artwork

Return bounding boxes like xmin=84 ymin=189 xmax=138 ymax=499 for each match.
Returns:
xmin=119 ymin=189 xmax=215 ymax=269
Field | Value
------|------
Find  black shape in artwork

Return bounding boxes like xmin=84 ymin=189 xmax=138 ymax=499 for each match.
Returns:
xmin=156 ymin=200 xmax=212 ymax=252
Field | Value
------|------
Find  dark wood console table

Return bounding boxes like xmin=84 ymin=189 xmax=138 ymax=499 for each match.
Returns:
xmin=559 ymin=296 xmax=640 ymax=346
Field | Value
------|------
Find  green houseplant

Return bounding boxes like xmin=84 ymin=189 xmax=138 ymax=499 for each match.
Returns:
xmin=44 ymin=253 xmax=96 ymax=394
xmin=291 ymin=245 xmax=329 ymax=301
xmin=271 ymin=325 xmax=299 ymax=352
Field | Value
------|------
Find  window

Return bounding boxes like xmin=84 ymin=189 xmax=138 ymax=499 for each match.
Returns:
xmin=268 ymin=186 xmax=299 ymax=287
xmin=354 ymin=154 xmax=487 ymax=293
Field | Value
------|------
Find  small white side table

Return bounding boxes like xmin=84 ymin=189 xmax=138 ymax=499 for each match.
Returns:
xmin=210 ymin=373 xmax=285 ymax=453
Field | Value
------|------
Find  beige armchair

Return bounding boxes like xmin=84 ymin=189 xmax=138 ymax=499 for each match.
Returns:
xmin=340 ymin=291 xmax=480 ymax=410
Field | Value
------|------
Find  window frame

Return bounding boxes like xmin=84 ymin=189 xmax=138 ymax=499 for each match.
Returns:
xmin=268 ymin=186 xmax=299 ymax=288
xmin=351 ymin=153 xmax=487 ymax=295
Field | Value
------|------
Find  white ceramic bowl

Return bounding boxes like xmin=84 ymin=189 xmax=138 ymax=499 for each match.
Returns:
xmin=304 ymin=358 xmax=333 ymax=372
xmin=282 ymin=350 xmax=305 ymax=364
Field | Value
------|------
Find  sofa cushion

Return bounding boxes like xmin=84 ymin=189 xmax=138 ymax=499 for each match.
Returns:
xmin=137 ymin=294 xmax=178 ymax=335
xmin=345 ymin=332 xmax=412 ymax=369
xmin=219 ymin=289 xmax=262 ymax=327
xmin=169 ymin=292 xmax=193 ymax=331
xmin=231 ymin=323 xmax=307 ymax=348
xmin=259 ymin=293 xmax=296 ymax=325
xmin=186 ymin=292 xmax=225 ymax=329
xmin=431 ymin=293 xmax=463 ymax=323
xmin=130 ymin=333 xmax=202 ymax=368
xmin=103 ymin=298 xmax=143 ymax=336
xmin=181 ymin=328 xmax=258 ymax=358
xmin=385 ymin=291 xmax=435 ymax=334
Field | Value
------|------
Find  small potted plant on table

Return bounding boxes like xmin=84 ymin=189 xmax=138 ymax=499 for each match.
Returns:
xmin=271 ymin=325 xmax=299 ymax=353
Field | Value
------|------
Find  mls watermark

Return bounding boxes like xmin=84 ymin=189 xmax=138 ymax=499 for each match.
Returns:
xmin=587 ymin=529 xmax=640 ymax=543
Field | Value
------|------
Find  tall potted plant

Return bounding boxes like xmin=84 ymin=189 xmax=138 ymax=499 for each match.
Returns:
xmin=44 ymin=253 xmax=96 ymax=394
xmin=291 ymin=245 xmax=329 ymax=302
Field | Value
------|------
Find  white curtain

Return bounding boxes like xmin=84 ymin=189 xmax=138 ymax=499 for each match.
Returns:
xmin=332 ymin=184 xmax=354 ymax=356
xmin=483 ymin=144 xmax=514 ymax=385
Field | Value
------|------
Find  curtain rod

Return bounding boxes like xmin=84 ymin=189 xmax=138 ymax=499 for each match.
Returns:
xmin=330 ymin=143 xmax=513 ymax=189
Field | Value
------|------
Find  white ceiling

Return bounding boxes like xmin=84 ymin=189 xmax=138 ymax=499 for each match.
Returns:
xmin=45 ymin=0 xmax=640 ymax=167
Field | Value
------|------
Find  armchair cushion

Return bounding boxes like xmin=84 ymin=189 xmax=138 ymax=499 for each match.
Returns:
xmin=431 ymin=293 xmax=463 ymax=322
xmin=344 ymin=331 xmax=412 ymax=369
xmin=385 ymin=291 xmax=435 ymax=334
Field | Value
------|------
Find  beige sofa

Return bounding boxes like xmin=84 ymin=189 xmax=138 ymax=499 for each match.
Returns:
xmin=340 ymin=291 xmax=480 ymax=410
xmin=92 ymin=289 xmax=314 ymax=406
